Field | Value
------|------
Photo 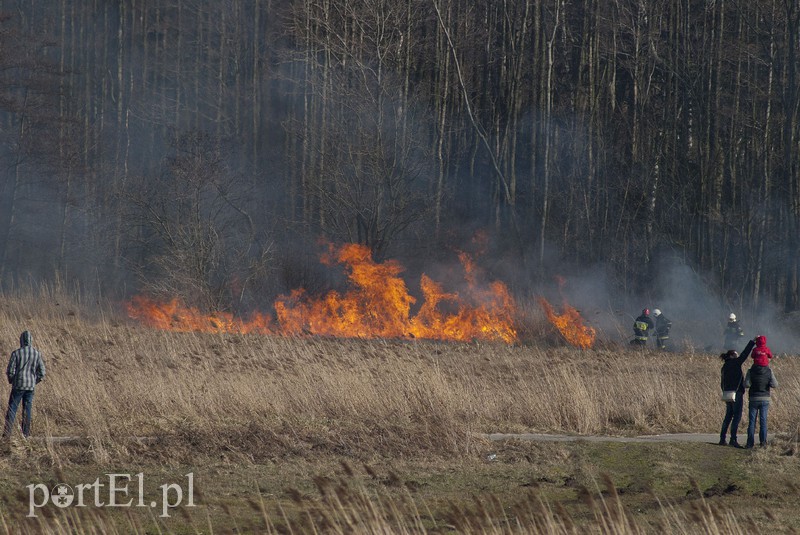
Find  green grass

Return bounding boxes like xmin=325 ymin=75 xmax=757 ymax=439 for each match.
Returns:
xmin=2 ymin=437 xmax=800 ymax=532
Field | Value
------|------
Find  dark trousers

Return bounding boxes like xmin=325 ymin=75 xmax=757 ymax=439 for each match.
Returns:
xmin=720 ymin=394 xmax=744 ymax=443
xmin=3 ymin=389 xmax=34 ymax=437
xmin=746 ymin=400 xmax=769 ymax=447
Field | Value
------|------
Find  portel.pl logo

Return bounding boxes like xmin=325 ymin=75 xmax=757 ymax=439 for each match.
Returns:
xmin=27 ymin=473 xmax=195 ymax=518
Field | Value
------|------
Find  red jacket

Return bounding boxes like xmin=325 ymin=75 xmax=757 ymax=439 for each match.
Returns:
xmin=751 ymin=335 xmax=773 ymax=366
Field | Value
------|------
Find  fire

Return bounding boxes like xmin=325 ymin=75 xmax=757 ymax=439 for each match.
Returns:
xmin=539 ymin=297 xmax=596 ymax=349
xmin=275 ymin=243 xmax=517 ymax=343
xmin=127 ymin=243 xmax=518 ymax=343
xmin=126 ymin=295 xmax=274 ymax=334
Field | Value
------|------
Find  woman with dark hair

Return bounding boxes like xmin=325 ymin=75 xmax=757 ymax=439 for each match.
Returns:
xmin=719 ymin=340 xmax=754 ymax=448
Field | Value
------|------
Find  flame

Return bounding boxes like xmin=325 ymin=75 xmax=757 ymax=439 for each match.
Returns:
xmin=275 ymin=243 xmax=517 ymax=343
xmin=127 ymin=243 xmax=518 ymax=343
xmin=539 ymin=297 xmax=596 ymax=349
xmin=126 ymin=296 xmax=273 ymax=334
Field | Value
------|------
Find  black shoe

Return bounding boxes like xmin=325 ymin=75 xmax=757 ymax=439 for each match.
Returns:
xmin=729 ymin=441 xmax=743 ymax=448
xmin=718 ymin=439 xmax=727 ymax=446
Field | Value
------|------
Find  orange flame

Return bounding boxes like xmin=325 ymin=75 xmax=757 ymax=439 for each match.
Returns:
xmin=126 ymin=296 xmax=274 ymax=334
xmin=275 ymin=243 xmax=517 ymax=343
xmin=539 ymin=297 xmax=596 ymax=349
xmin=126 ymin=243 xmax=518 ymax=344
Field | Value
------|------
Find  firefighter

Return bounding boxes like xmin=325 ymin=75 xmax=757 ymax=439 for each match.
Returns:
xmin=652 ymin=309 xmax=672 ymax=350
xmin=631 ymin=308 xmax=654 ymax=347
xmin=723 ymin=313 xmax=745 ymax=350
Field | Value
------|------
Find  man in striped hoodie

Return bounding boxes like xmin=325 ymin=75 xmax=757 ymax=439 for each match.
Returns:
xmin=3 ymin=331 xmax=46 ymax=438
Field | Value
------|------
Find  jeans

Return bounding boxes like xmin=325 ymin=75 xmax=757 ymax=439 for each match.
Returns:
xmin=3 ymin=389 xmax=34 ymax=437
xmin=746 ymin=400 xmax=769 ymax=447
xmin=720 ymin=394 xmax=744 ymax=442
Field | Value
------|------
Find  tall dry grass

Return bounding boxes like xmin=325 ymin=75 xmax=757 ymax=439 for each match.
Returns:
xmin=0 ymin=286 xmax=797 ymax=462
xmin=0 ymin=286 xmax=793 ymax=532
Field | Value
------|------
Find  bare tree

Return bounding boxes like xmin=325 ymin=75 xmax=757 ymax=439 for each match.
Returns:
xmin=124 ymin=131 xmax=272 ymax=311
xmin=286 ymin=0 xmax=435 ymax=259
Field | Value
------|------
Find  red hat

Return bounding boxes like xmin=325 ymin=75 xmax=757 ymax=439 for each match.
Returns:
xmin=642 ymin=308 xmax=649 ymax=316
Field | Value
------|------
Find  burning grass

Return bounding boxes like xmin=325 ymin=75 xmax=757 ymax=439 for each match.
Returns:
xmin=538 ymin=297 xmax=597 ymax=349
xmin=0 ymin=289 xmax=798 ymax=462
xmin=127 ymin=242 xmax=520 ymax=344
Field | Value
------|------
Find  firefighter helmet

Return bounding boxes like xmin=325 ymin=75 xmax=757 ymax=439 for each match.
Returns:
xmin=729 ymin=313 xmax=736 ymax=321
xmin=642 ymin=308 xmax=650 ymax=316
xmin=653 ymin=309 xmax=661 ymax=317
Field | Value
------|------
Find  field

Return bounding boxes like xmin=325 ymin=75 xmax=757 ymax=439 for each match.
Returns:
xmin=0 ymin=290 xmax=799 ymax=533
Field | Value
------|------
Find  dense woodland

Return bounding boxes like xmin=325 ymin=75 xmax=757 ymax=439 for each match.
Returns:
xmin=0 ymin=0 xmax=798 ymax=316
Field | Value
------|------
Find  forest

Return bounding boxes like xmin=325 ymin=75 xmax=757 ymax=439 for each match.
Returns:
xmin=0 ymin=0 xmax=798 ymax=317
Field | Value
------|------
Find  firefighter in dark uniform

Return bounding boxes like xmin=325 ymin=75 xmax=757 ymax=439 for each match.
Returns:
xmin=653 ymin=309 xmax=672 ymax=350
xmin=724 ymin=313 xmax=745 ymax=350
xmin=631 ymin=308 xmax=654 ymax=347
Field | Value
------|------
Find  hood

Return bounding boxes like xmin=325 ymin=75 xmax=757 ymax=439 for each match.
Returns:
xmin=755 ymin=335 xmax=767 ymax=347
xmin=19 ymin=331 xmax=31 ymax=347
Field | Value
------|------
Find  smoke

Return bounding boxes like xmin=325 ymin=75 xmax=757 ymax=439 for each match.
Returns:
xmin=645 ymin=254 xmax=798 ymax=354
xmin=527 ymin=249 xmax=800 ymax=355
xmin=410 ymin=225 xmax=799 ymax=354
xmin=648 ymin=257 xmax=724 ymax=349
xmin=740 ymin=300 xmax=800 ymax=357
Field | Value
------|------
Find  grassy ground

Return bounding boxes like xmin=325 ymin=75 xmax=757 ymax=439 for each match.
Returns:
xmin=0 ymin=289 xmax=797 ymax=532
xmin=2 ymin=439 xmax=799 ymax=533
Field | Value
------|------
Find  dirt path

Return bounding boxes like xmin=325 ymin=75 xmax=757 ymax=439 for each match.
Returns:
xmin=23 ymin=434 xmax=720 ymax=445
xmin=484 ymin=433 xmax=719 ymax=444
xmin=14 ymin=436 xmax=157 ymax=444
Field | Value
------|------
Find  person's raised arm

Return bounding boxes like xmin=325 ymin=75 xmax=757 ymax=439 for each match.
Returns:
xmin=737 ymin=339 xmax=756 ymax=364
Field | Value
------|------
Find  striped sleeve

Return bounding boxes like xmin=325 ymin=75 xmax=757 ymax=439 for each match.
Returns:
xmin=35 ymin=352 xmax=45 ymax=383
xmin=5 ymin=352 xmax=16 ymax=384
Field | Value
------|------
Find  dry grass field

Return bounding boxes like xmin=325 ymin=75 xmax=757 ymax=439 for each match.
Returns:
xmin=0 ymin=287 xmax=799 ymax=532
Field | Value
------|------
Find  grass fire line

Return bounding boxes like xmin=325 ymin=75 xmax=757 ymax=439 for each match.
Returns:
xmin=127 ymin=242 xmax=520 ymax=344
xmin=26 ymin=473 xmax=195 ymax=518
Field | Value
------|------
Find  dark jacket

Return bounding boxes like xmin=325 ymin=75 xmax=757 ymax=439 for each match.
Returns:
xmin=720 ymin=340 xmax=754 ymax=393
xmin=633 ymin=314 xmax=654 ymax=339
xmin=745 ymin=364 xmax=777 ymax=402
xmin=654 ymin=314 xmax=672 ymax=338
xmin=723 ymin=320 xmax=744 ymax=347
